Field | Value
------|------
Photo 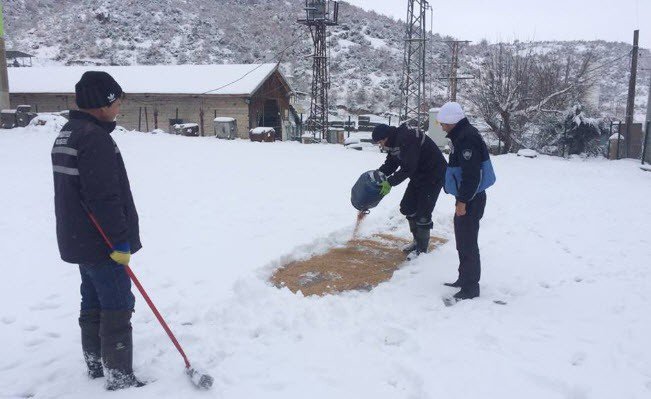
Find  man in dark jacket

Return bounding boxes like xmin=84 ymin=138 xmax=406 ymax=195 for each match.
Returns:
xmin=372 ymin=123 xmax=447 ymax=260
xmin=51 ymin=71 xmax=143 ymax=390
xmin=438 ymin=102 xmax=496 ymax=301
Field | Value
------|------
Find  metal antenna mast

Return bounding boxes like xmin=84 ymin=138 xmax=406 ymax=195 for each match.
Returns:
xmin=399 ymin=0 xmax=428 ymax=129
xmin=298 ymin=1 xmax=339 ymax=142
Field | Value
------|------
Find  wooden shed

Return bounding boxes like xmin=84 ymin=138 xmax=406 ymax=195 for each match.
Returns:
xmin=8 ymin=63 xmax=298 ymax=139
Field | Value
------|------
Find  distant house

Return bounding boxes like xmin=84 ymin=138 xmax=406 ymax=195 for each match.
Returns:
xmin=5 ymin=50 xmax=33 ymax=67
xmin=8 ymin=63 xmax=299 ymax=139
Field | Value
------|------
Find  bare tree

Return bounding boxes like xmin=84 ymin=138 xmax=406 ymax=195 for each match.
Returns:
xmin=467 ymin=42 xmax=595 ymax=153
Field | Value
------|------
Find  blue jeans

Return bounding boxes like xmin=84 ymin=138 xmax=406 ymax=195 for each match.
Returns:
xmin=79 ymin=260 xmax=135 ymax=311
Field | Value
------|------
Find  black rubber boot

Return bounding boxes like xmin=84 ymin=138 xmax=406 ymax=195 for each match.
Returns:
xmin=414 ymin=226 xmax=430 ymax=254
xmin=402 ymin=219 xmax=418 ymax=254
xmin=406 ymin=225 xmax=431 ymax=261
xmin=100 ymin=310 xmax=145 ymax=391
xmin=453 ymin=284 xmax=480 ymax=301
xmin=79 ymin=309 xmax=103 ymax=379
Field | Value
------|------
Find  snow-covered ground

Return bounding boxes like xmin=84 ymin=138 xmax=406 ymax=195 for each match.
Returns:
xmin=1 ymin=124 xmax=651 ymax=399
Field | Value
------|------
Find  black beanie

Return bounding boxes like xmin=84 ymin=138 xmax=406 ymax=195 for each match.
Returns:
xmin=372 ymin=124 xmax=396 ymax=143
xmin=75 ymin=71 xmax=123 ymax=109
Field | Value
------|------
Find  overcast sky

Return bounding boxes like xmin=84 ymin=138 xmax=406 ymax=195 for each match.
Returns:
xmin=344 ymin=0 xmax=651 ymax=49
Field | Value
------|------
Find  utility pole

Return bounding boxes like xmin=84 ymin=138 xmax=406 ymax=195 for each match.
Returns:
xmin=624 ymin=29 xmax=639 ymax=159
xmin=298 ymin=1 xmax=339 ymax=142
xmin=0 ymin=3 xmax=10 ymax=111
xmin=643 ymin=72 xmax=651 ymax=164
xmin=399 ymin=0 xmax=428 ymax=130
xmin=437 ymin=40 xmax=473 ymax=102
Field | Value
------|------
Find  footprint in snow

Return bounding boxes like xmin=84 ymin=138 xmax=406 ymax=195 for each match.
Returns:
xmin=40 ymin=357 xmax=59 ymax=367
xmin=24 ymin=338 xmax=46 ymax=347
xmin=570 ymin=352 xmax=586 ymax=366
xmin=0 ymin=361 xmax=20 ymax=371
xmin=23 ymin=325 xmax=39 ymax=332
xmin=383 ymin=327 xmax=408 ymax=347
xmin=2 ymin=316 xmax=16 ymax=324
xmin=29 ymin=302 xmax=61 ymax=311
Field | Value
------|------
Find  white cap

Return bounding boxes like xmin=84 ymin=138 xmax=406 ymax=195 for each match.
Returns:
xmin=437 ymin=102 xmax=465 ymax=124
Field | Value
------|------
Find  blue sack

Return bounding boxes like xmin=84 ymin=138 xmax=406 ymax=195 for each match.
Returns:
xmin=351 ymin=170 xmax=386 ymax=211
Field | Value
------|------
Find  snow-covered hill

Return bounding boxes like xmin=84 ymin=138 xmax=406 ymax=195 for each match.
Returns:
xmin=1 ymin=123 xmax=650 ymax=398
xmin=4 ymin=0 xmax=650 ymax=118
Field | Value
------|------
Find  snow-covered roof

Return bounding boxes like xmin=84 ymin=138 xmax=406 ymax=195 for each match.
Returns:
xmin=359 ymin=114 xmax=390 ymax=124
xmin=214 ymin=117 xmax=236 ymax=123
xmin=8 ymin=64 xmax=281 ymax=96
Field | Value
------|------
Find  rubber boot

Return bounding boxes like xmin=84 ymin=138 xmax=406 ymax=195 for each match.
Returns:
xmin=406 ymin=226 xmax=430 ymax=261
xmin=453 ymin=284 xmax=480 ymax=301
xmin=100 ymin=310 xmax=145 ymax=391
xmin=79 ymin=309 xmax=103 ymax=379
xmin=414 ymin=226 xmax=430 ymax=254
xmin=402 ymin=219 xmax=418 ymax=254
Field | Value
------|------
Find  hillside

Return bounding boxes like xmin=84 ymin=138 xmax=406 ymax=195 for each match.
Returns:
xmin=3 ymin=0 xmax=649 ymax=118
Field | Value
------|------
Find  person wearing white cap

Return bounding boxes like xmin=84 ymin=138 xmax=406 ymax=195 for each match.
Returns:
xmin=437 ymin=102 xmax=496 ymax=302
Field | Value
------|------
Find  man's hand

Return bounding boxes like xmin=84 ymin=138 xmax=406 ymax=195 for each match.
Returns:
xmin=109 ymin=242 xmax=131 ymax=265
xmin=380 ymin=180 xmax=392 ymax=196
xmin=455 ymin=202 xmax=467 ymax=217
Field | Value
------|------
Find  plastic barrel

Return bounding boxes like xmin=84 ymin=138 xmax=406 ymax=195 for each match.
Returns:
xmin=351 ymin=170 xmax=386 ymax=211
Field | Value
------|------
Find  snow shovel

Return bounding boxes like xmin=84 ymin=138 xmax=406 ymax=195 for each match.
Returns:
xmin=82 ymin=204 xmax=214 ymax=390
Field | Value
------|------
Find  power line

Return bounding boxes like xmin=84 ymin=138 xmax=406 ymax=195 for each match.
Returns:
xmin=200 ymin=32 xmax=305 ymax=95
xmin=583 ymin=50 xmax=632 ymax=76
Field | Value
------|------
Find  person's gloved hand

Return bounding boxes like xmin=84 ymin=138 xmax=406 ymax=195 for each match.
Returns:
xmin=110 ymin=242 xmax=131 ymax=265
xmin=380 ymin=180 xmax=392 ymax=196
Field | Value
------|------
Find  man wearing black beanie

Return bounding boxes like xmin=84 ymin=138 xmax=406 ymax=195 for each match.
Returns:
xmin=372 ymin=123 xmax=447 ymax=260
xmin=51 ymin=71 xmax=144 ymax=390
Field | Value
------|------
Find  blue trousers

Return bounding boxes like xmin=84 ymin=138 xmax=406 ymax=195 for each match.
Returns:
xmin=79 ymin=260 xmax=135 ymax=311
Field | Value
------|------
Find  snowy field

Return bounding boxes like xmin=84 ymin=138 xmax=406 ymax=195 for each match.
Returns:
xmin=1 ymin=125 xmax=651 ymax=399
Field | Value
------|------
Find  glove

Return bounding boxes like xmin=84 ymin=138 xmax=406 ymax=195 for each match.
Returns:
xmin=380 ymin=180 xmax=392 ymax=196
xmin=109 ymin=242 xmax=131 ymax=266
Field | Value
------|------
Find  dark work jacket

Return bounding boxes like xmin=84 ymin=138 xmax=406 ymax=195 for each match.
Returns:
xmin=52 ymin=110 xmax=141 ymax=264
xmin=445 ymin=118 xmax=496 ymax=203
xmin=378 ymin=124 xmax=447 ymax=187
